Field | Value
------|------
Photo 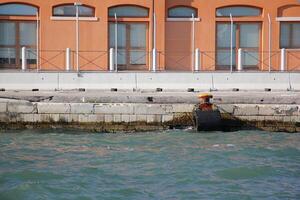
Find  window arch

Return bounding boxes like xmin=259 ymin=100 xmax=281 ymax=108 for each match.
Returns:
xmin=168 ymin=6 xmax=197 ymax=18
xmin=0 ymin=3 xmax=38 ymax=16
xmin=53 ymin=4 xmax=95 ymax=17
xmin=108 ymin=5 xmax=149 ymax=17
xmin=216 ymin=6 xmax=262 ymax=17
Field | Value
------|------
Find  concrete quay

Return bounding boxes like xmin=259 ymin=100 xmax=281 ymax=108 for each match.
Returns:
xmin=0 ymin=90 xmax=299 ymax=132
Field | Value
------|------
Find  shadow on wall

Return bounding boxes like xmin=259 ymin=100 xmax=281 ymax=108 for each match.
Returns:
xmin=164 ymin=0 xmax=196 ymax=71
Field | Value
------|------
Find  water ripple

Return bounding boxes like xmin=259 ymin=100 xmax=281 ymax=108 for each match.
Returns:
xmin=0 ymin=130 xmax=300 ymax=199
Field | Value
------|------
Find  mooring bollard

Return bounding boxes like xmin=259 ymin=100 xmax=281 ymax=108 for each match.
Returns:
xmin=194 ymin=93 xmax=222 ymax=131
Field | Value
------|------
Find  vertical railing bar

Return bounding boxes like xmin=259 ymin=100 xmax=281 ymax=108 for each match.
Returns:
xmin=192 ymin=13 xmax=195 ymax=71
xmin=230 ymin=14 xmax=233 ymax=73
xmin=114 ymin=13 xmax=118 ymax=72
xmin=268 ymin=13 xmax=271 ymax=72
xmin=36 ymin=11 xmax=39 ymax=72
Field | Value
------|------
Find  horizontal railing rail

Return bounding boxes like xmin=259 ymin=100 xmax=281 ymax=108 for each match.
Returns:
xmin=2 ymin=47 xmax=299 ymax=72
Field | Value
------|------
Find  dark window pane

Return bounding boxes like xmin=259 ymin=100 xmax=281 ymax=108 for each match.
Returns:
xmin=0 ymin=22 xmax=16 ymax=45
xmin=109 ymin=6 xmax=148 ymax=17
xmin=240 ymin=24 xmax=259 ymax=48
xmin=53 ymin=5 xmax=94 ymax=17
xmin=280 ymin=22 xmax=300 ymax=49
xmin=292 ymin=23 xmax=300 ymax=47
xmin=109 ymin=23 xmax=126 ymax=48
xmin=242 ymin=51 xmax=259 ymax=67
xmin=217 ymin=49 xmax=236 ymax=66
xmin=130 ymin=50 xmax=146 ymax=65
xmin=168 ymin=7 xmax=197 ymax=18
xmin=216 ymin=6 xmax=261 ymax=17
xmin=20 ymin=23 xmax=36 ymax=46
xmin=0 ymin=48 xmax=16 ymax=65
xmin=217 ymin=23 xmax=236 ymax=48
xmin=130 ymin=24 xmax=146 ymax=48
xmin=0 ymin=3 xmax=37 ymax=16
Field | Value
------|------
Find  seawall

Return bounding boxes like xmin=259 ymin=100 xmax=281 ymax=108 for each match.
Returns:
xmin=0 ymin=72 xmax=300 ymax=91
xmin=0 ymin=99 xmax=299 ymax=132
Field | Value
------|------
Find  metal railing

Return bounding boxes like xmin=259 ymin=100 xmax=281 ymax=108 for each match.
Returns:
xmin=6 ymin=47 xmax=300 ymax=72
xmin=286 ymin=49 xmax=300 ymax=71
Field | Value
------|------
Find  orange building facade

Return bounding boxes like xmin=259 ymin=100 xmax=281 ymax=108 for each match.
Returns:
xmin=0 ymin=0 xmax=299 ymax=72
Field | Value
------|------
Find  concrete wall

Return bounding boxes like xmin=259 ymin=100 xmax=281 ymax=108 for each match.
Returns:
xmin=0 ymin=72 xmax=300 ymax=91
xmin=0 ymin=101 xmax=299 ymax=123
xmin=0 ymin=100 xmax=299 ymax=132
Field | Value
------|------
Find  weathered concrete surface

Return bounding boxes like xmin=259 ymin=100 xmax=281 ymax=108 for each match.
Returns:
xmin=1 ymin=72 xmax=300 ymax=90
xmin=0 ymin=91 xmax=299 ymax=132
xmin=1 ymin=90 xmax=300 ymax=104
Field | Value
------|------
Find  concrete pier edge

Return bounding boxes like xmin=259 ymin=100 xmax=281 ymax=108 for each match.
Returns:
xmin=0 ymin=97 xmax=299 ymax=132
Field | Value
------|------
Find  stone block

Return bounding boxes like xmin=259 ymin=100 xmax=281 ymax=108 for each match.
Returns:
xmin=37 ymin=103 xmax=71 ymax=114
xmin=0 ymin=113 xmax=8 ymax=122
xmin=49 ymin=114 xmax=60 ymax=122
xmin=162 ymin=114 xmax=174 ymax=122
xmin=236 ymin=116 xmax=264 ymax=122
xmin=94 ymin=104 xmax=134 ymax=114
xmin=217 ymin=104 xmax=235 ymax=114
xmin=78 ymin=114 xmax=89 ymax=123
xmin=233 ymin=104 xmax=259 ymax=116
xmin=136 ymin=115 xmax=147 ymax=122
xmin=104 ymin=115 xmax=113 ymax=123
xmin=40 ymin=114 xmax=52 ymax=123
xmin=79 ymin=114 xmax=103 ymax=123
xmin=113 ymin=114 xmax=122 ymax=123
xmin=146 ymin=115 xmax=162 ymax=123
xmin=130 ymin=115 xmax=137 ymax=122
xmin=146 ymin=115 xmax=155 ymax=123
xmin=0 ymin=103 xmax=7 ymax=113
xmin=264 ymin=116 xmax=284 ymax=122
xmin=273 ymin=105 xmax=299 ymax=116
xmin=20 ymin=114 xmax=34 ymax=122
xmin=33 ymin=114 xmax=42 ymax=122
xmin=283 ymin=116 xmax=292 ymax=122
xmin=121 ymin=115 xmax=131 ymax=123
xmin=58 ymin=114 xmax=77 ymax=123
xmin=258 ymin=105 xmax=276 ymax=116
xmin=70 ymin=103 xmax=94 ymax=114
xmin=94 ymin=115 xmax=105 ymax=123
xmin=7 ymin=102 xmax=36 ymax=114
xmin=134 ymin=104 xmax=169 ymax=115
xmin=291 ymin=116 xmax=300 ymax=123
xmin=170 ymin=104 xmax=195 ymax=113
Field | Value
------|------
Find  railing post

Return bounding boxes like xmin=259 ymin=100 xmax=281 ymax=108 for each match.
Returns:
xmin=152 ymin=48 xmax=157 ymax=72
xmin=109 ymin=48 xmax=115 ymax=71
xmin=280 ymin=48 xmax=286 ymax=71
xmin=194 ymin=48 xmax=200 ymax=71
xmin=21 ymin=47 xmax=27 ymax=71
xmin=237 ymin=48 xmax=243 ymax=71
xmin=65 ymin=48 xmax=71 ymax=71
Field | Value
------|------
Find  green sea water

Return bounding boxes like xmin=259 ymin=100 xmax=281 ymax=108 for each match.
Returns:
xmin=0 ymin=130 xmax=300 ymax=200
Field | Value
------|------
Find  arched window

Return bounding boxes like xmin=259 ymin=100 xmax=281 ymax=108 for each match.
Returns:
xmin=0 ymin=3 xmax=38 ymax=16
xmin=108 ymin=5 xmax=149 ymax=17
xmin=216 ymin=6 xmax=261 ymax=17
xmin=168 ymin=6 xmax=197 ymax=18
xmin=53 ymin=4 xmax=94 ymax=17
